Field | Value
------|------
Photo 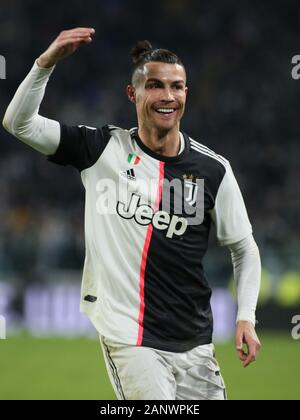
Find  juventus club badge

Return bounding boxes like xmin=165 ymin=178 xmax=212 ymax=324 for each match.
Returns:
xmin=183 ymin=175 xmax=199 ymax=207
xmin=184 ymin=179 xmax=199 ymax=207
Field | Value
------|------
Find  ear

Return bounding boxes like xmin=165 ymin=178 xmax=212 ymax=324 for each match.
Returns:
xmin=127 ymin=85 xmax=136 ymax=104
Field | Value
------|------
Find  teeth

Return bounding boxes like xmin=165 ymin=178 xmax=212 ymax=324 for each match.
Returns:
xmin=156 ymin=108 xmax=175 ymax=114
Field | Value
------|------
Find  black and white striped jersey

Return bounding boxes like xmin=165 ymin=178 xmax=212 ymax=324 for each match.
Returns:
xmin=48 ymin=124 xmax=252 ymax=352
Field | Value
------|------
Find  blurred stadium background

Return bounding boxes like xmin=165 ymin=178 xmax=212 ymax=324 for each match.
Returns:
xmin=0 ymin=0 xmax=299 ymax=400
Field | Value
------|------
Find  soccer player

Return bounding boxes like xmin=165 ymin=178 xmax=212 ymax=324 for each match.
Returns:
xmin=3 ymin=28 xmax=261 ymax=400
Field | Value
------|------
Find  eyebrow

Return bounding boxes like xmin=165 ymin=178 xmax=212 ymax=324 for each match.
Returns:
xmin=145 ymin=78 xmax=185 ymax=85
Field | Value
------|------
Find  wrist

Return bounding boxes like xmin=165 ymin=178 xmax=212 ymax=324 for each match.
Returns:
xmin=37 ymin=54 xmax=56 ymax=69
xmin=236 ymin=319 xmax=257 ymax=328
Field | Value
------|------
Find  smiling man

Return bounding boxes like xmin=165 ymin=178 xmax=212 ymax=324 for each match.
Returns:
xmin=2 ymin=28 xmax=261 ymax=400
xmin=127 ymin=56 xmax=187 ymax=157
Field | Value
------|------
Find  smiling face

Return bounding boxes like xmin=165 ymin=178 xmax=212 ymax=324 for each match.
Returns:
xmin=127 ymin=62 xmax=188 ymax=135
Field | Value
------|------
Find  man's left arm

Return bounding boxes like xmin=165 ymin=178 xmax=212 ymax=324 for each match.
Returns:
xmin=210 ymin=160 xmax=261 ymax=368
xmin=229 ymin=235 xmax=261 ymax=368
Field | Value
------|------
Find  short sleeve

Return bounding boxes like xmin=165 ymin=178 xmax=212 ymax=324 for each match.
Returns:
xmin=211 ymin=161 xmax=252 ymax=246
xmin=47 ymin=124 xmax=112 ymax=171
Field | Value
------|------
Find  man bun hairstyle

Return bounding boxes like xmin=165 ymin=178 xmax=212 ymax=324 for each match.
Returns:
xmin=130 ymin=40 xmax=185 ymax=85
xmin=130 ymin=40 xmax=153 ymax=66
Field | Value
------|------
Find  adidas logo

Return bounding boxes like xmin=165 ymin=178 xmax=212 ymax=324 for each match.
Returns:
xmin=120 ymin=169 xmax=136 ymax=181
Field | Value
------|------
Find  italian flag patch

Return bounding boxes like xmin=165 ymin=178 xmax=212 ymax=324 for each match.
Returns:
xmin=128 ymin=154 xmax=141 ymax=165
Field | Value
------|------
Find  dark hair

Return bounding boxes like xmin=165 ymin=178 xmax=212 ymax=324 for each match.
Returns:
xmin=130 ymin=40 xmax=185 ymax=84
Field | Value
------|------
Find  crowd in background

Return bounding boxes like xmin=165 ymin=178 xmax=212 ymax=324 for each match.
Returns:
xmin=0 ymin=0 xmax=299 ymax=288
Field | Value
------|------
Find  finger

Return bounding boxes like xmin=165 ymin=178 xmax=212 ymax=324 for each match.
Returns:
xmin=243 ymin=341 xmax=257 ymax=367
xmin=57 ymin=33 xmax=94 ymax=47
xmin=248 ymin=340 xmax=257 ymax=358
xmin=57 ymin=36 xmax=93 ymax=48
xmin=70 ymin=27 xmax=95 ymax=33
xmin=73 ymin=39 xmax=92 ymax=49
xmin=59 ymin=33 xmax=94 ymax=43
xmin=74 ymin=37 xmax=93 ymax=44
xmin=243 ymin=353 xmax=256 ymax=368
xmin=62 ymin=27 xmax=95 ymax=34
xmin=237 ymin=349 xmax=248 ymax=362
xmin=236 ymin=335 xmax=247 ymax=362
xmin=235 ymin=332 xmax=243 ymax=352
xmin=61 ymin=28 xmax=95 ymax=38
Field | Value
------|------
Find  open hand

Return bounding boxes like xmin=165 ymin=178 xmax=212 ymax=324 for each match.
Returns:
xmin=37 ymin=27 xmax=95 ymax=68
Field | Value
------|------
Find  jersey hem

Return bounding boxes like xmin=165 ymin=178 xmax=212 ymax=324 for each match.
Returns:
xmin=140 ymin=335 xmax=213 ymax=353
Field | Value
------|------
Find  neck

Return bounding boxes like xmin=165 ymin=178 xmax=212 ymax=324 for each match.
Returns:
xmin=138 ymin=124 xmax=181 ymax=157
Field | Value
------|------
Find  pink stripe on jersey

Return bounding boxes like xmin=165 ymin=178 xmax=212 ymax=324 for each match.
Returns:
xmin=137 ymin=161 xmax=165 ymax=346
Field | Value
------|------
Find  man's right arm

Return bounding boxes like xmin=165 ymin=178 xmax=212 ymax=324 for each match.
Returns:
xmin=2 ymin=28 xmax=95 ymax=155
xmin=2 ymin=61 xmax=60 ymax=155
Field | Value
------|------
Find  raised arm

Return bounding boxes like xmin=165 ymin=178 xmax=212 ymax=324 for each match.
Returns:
xmin=2 ymin=28 xmax=95 ymax=155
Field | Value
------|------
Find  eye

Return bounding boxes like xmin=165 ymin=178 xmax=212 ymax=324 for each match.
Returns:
xmin=149 ymin=82 xmax=160 ymax=89
xmin=146 ymin=81 xmax=162 ymax=89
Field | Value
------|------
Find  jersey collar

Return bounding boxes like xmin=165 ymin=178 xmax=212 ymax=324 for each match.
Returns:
xmin=131 ymin=128 xmax=191 ymax=163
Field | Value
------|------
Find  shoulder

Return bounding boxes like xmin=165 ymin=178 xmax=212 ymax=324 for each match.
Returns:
xmin=68 ymin=124 xmax=132 ymax=149
xmin=51 ymin=123 xmax=131 ymax=171
xmin=68 ymin=124 xmax=128 ymax=138
xmin=105 ymin=125 xmax=132 ymax=136
xmin=188 ymin=136 xmax=229 ymax=171
xmin=75 ymin=124 xmax=124 ymax=140
xmin=186 ymin=135 xmax=232 ymax=197
xmin=101 ymin=125 xmax=134 ymax=142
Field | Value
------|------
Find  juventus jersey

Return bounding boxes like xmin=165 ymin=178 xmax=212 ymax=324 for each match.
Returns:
xmin=48 ymin=125 xmax=252 ymax=352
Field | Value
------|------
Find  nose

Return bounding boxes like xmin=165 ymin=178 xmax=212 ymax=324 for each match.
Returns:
xmin=162 ymin=88 xmax=175 ymax=102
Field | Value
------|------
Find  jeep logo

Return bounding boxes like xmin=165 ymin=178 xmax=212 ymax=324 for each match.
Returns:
xmin=117 ymin=193 xmax=188 ymax=239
